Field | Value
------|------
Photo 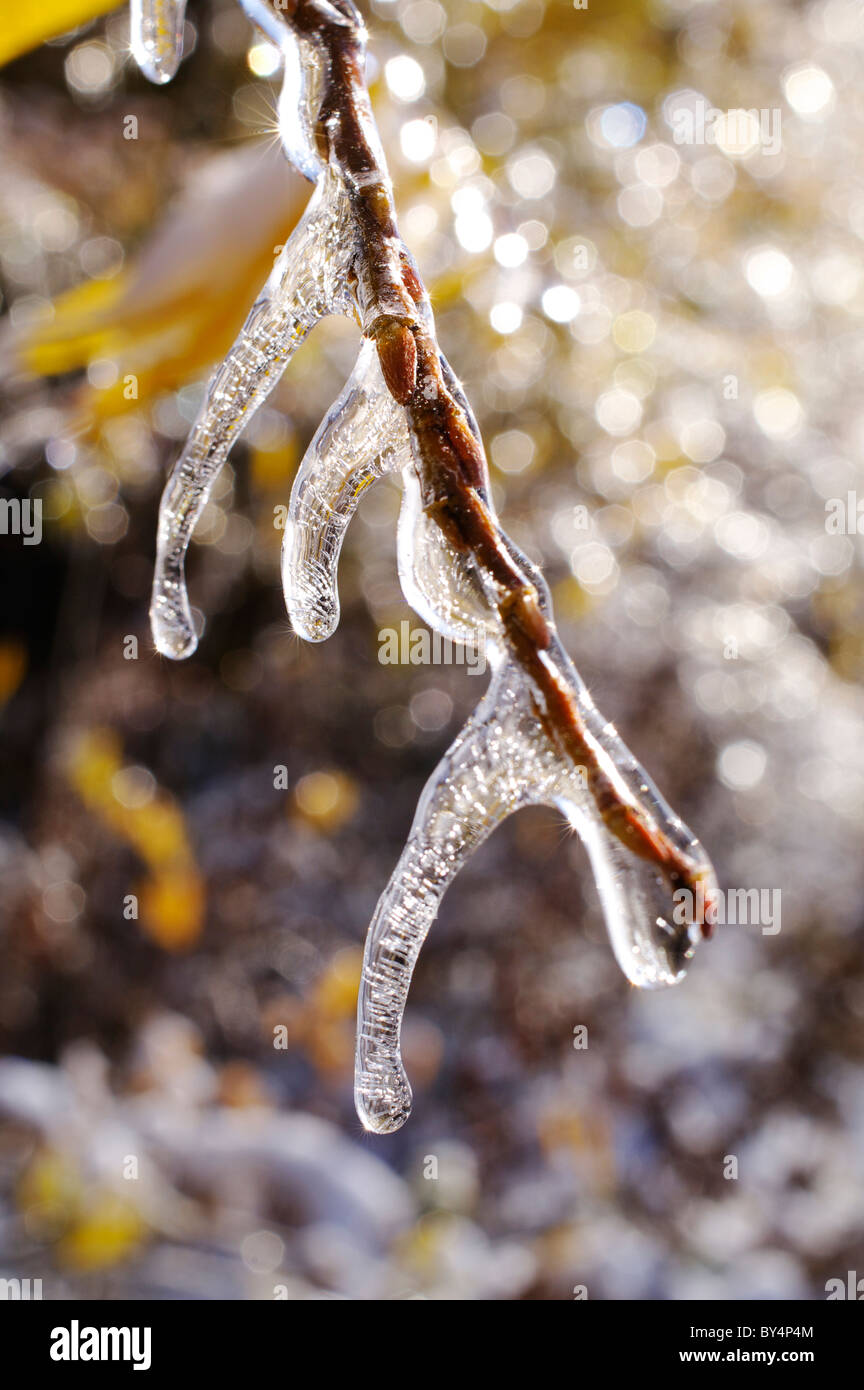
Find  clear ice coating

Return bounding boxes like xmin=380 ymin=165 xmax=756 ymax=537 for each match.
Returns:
xmin=140 ymin=0 xmax=718 ymax=1134
xmin=130 ymin=0 xmax=187 ymax=85
xmin=237 ymin=0 xmax=328 ymax=182
xmin=282 ymin=341 xmax=411 ymax=641
xmin=149 ymin=170 xmax=353 ymax=658
xmin=355 ymin=655 xmax=714 ymax=1133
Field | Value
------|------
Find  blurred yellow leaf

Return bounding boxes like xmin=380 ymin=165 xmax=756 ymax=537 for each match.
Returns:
xmin=293 ymin=769 xmax=359 ymax=833
xmin=312 ymin=946 xmax=363 ymax=1019
xmin=65 ymin=728 xmax=205 ymax=950
xmin=0 ymin=639 xmax=27 ymax=704
xmin=17 ymin=1147 xmax=82 ymax=1236
xmin=250 ymin=437 xmax=299 ymax=492
xmin=137 ymin=868 xmax=205 ymax=952
xmin=18 ymin=1147 xmax=146 ymax=1271
xmin=10 ymin=145 xmax=309 ymax=428
xmin=58 ymin=1192 xmax=145 ymax=1271
xmin=266 ymin=948 xmax=363 ymax=1076
xmin=0 ymin=0 xmax=120 ymax=68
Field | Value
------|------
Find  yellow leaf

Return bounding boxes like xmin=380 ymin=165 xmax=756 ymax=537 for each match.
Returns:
xmin=58 ymin=1193 xmax=145 ymax=1271
xmin=293 ymin=769 xmax=359 ymax=833
xmin=65 ymin=728 xmax=206 ymax=950
xmin=0 ymin=0 xmax=121 ymax=69
xmin=11 ymin=145 xmax=309 ymax=428
xmin=17 ymin=1148 xmax=82 ymax=1235
xmin=137 ymin=869 xmax=205 ymax=952
xmin=313 ymin=947 xmax=363 ymax=1019
xmin=0 ymin=640 xmax=27 ymax=704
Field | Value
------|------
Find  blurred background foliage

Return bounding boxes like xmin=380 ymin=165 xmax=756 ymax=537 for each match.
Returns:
xmin=1 ymin=0 xmax=864 ymax=1299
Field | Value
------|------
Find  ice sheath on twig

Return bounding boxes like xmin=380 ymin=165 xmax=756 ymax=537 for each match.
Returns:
xmin=139 ymin=0 xmax=719 ymax=1133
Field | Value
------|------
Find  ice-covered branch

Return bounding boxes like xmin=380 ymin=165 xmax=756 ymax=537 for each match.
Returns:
xmin=355 ymin=656 xmax=707 ymax=1132
xmin=133 ymin=0 xmax=718 ymax=1134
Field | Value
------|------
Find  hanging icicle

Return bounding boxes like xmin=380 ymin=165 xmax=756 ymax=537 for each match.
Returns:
xmin=355 ymin=654 xmax=713 ymax=1131
xmin=282 ymin=340 xmax=412 ymax=642
xmin=149 ymin=168 xmax=353 ymax=659
xmin=130 ymin=0 xmax=719 ymax=1134
xmin=130 ymin=0 xmax=187 ymax=85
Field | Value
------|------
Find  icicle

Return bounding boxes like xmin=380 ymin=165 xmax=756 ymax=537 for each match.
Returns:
xmin=238 ymin=0 xmax=330 ymax=182
xmin=356 ymin=655 xmax=716 ymax=1134
xmin=150 ymin=171 xmax=353 ymax=659
xmin=396 ymin=466 xmax=498 ymax=648
xmin=130 ymin=0 xmax=187 ymax=85
xmin=282 ymin=341 xmax=412 ymax=641
xmin=546 ymin=635 xmax=716 ymax=988
xmin=355 ymin=658 xmax=521 ymax=1135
